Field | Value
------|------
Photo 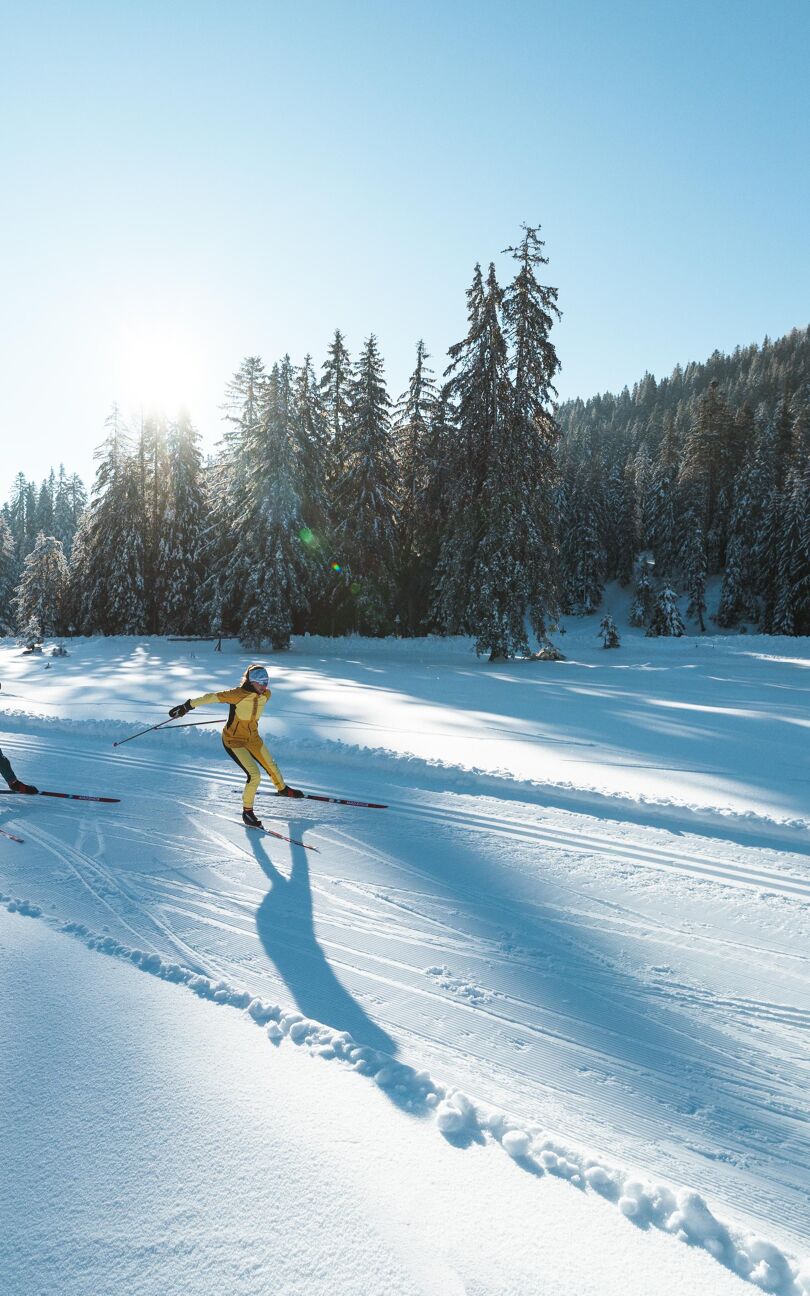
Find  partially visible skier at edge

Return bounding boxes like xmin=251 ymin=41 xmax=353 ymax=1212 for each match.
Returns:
xmin=0 ymin=684 xmax=38 ymax=794
xmin=169 ymin=663 xmax=303 ymax=828
xmin=0 ymin=746 xmax=38 ymax=795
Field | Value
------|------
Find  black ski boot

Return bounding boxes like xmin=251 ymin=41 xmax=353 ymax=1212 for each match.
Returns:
xmin=242 ymin=807 xmax=263 ymax=829
xmin=277 ymin=785 xmax=304 ymax=799
xmin=10 ymin=779 xmax=38 ymax=795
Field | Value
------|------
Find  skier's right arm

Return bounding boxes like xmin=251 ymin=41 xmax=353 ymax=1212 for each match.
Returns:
xmin=169 ymin=688 xmax=243 ymax=718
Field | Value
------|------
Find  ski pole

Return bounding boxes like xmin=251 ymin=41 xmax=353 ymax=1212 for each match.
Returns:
xmin=113 ymin=718 xmax=177 ymax=748
xmin=112 ymin=718 xmax=223 ymax=747
xmin=154 ymin=720 xmax=222 ymax=732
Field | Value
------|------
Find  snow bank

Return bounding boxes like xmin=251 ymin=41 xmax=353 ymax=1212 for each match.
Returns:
xmin=2 ymin=897 xmax=806 ymax=1295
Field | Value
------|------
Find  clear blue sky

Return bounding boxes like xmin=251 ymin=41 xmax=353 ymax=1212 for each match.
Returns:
xmin=1 ymin=0 xmax=808 ymax=500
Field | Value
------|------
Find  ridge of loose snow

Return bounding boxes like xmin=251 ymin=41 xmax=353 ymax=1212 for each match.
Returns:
xmin=1 ymin=896 xmax=807 ymax=1296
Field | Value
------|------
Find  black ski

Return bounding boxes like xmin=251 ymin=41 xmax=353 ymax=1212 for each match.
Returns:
xmin=237 ymin=789 xmax=388 ymax=810
xmin=245 ymin=822 xmax=319 ymax=851
xmin=0 ymin=790 xmax=120 ymax=804
xmin=303 ymin=793 xmax=387 ymax=809
xmin=0 ymin=825 xmax=25 ymax=843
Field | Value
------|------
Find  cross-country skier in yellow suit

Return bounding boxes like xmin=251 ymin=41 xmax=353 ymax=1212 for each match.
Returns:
xmin=169 ymin=663 xmax=303 ymax=828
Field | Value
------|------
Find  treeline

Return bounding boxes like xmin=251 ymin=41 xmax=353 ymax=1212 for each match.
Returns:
xmin=4 ymin=229 xmax=563 ymax=659
xmin=3 ymin=268 xmax=808 ymax=651
xmin=556 ymin=327 xmax=810 ymax=635
xmin=0 ymin=468 xmax=87 ymax=637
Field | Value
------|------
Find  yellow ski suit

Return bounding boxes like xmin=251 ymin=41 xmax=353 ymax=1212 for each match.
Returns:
xmin=190 ymin=687 xmax=285 ymax=808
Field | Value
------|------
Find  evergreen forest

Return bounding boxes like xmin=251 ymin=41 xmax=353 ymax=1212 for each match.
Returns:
xmin=2 ymin=228 xmax=809 ymax=655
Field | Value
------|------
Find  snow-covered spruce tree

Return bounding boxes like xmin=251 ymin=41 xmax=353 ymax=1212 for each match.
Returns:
xmin=48 ymin=470 xmax=88 ymax=561
xmin=13 ymin=532 xmax=70 ymax=636
xmin=51 ymin=467 xmax=70 ymax=548
xmin=772 ymin=464 xmax=810 ymax=635
xmin=135 ymin=414 xmax=170 ymax=634
xmin=755 ymin=483 xmax=784 ymax=633
xmin=35 ymin=478 xmax=54 ymax=538
xmin=64 ymin=510 xmax=92 ymax=632
xmin=432 ymin=263 xmax=507 ymax=646
xmin=410 ymin=383 xmax=457 ymax=634
xmin=678 ymin=380 xmax=733 ymax=569
xmin=680 ymin=516 xmax=707 ymax=631
xmin=0 ymin=514 xmax=16 ymax=630
xmin=615 ymin=456 xmax=638 ymax=586
xmin=392 ymin=340 xmax=440 ymax=634
xmin=155 ymin=412 xmax=208 ymax=635
xmin=6 ymin=473 xmax=30 ymax=567
xmin=23 ymin=480 xmax=38 ymax=556
xmin=71 ymin=407 xmax=146 ymax=634
xmin=772 ymin=390 xmax=796 ymax=492
xmin=231 ymin=358 xmax=317 ymax=650
xmin=320 ymin=329 xmax=353 ymax=492
xmin=599 ymin=612 xmax=620 ymax=647
xmin=647 ymin=415 xmax=679 ymax=577
xmin=632 ymin=445 xmax=655 ymax=555
xmin=560 ymin=446 xmax=605 ymax=615
xmin=434 ymin=229 xmax=562 ymax=661
xmin=208 ymin=357 xmax=267 ymax=636
xmin=294 ymin=354 xmax=330 ymax=540
xmin=291 ymin=355 xmax=332 ymax=632
xmin=628 ymin=559 xmax=656 ymax=627
xmin=600 ymin=462 xmax=628 ymax=583
xmin=646 ymin=584 xmax=685 ymax=637
xmin=500 ymin=225 xmax=562 ymax=645
xmin=332 ymin=335 xmax=398 ymax=634
xmin=715 ymin=458 xmax=762 ymax=627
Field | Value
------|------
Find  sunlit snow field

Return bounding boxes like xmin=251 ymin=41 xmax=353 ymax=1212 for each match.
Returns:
xmin=1 ymin=604 xmax=808 ymax=1294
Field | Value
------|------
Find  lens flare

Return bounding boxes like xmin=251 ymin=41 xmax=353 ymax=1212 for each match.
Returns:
xmin=331 ymin=562 xmax=341 ymax=573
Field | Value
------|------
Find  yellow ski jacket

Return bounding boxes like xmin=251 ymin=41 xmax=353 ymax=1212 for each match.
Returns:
xmin=190 ymin=687 xmax=270 ymax=750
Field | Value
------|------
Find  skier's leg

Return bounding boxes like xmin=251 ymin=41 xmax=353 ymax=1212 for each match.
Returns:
xmin=223 ymin=742 xmax=261 ymax=808
xmin=0 ymin=747 xmax=17 ymax=787
xmin=252 ymin=741 xmax=286 ymax=792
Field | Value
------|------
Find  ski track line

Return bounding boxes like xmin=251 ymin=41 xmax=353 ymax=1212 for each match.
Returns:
xmin=6 ymin=727 xmax=808 ymax=858
xmin=6 ymin=746 xmax=808 ymax=1067
xmin=17 ymin=819 xmax=169 ymax=959
xmin=320 ymin=881 xmax=809 ymax=1083
xmin=6 ymin=815 xmax=809 ymax=1260
xmin=146 ymin=803 xmax=688 ymax=1080
xmin=17 ymin=817 xmax=226 ymax=983
xmin=153 ymin=807 xmax=791 ymax=1099
xmin=386 ymin=798 xmax=810 ymax=902
xmin=27 ymin=728 xmax=800 ymax=903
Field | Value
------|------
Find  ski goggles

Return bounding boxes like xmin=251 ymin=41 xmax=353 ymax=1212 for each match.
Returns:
xmin=247 ymin=667 xmax=270 ymax=689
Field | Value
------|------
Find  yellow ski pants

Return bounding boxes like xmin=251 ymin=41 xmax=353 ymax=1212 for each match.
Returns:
xmin=222 ymin=736 xmax=285 ymax=807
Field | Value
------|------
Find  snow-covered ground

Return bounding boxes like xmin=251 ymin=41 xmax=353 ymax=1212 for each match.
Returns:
xmin=1 ymin=608 xmax=808 ymax=1293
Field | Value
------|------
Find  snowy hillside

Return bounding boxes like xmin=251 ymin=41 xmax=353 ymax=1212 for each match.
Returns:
xmin=1 ymin=615 xmax=808 ymax=1294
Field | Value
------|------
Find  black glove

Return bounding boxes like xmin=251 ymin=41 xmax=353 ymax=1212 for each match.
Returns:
xmin=169 ymin=700 xmax=193 ymax=719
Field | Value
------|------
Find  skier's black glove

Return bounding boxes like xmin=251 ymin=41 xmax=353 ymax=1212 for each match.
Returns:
xmin=277 ymin=785 xmax=304 ymax=799
xmin=169 ymin=700 xmax=193 ymax=719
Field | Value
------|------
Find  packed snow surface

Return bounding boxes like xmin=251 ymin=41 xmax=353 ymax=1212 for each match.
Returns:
xmin=1 ymin=611 xmax=808 ymax=1292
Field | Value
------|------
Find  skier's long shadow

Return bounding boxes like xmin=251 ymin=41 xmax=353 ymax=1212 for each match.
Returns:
xmin=249 ymin=822 xmax=400 ymax=1064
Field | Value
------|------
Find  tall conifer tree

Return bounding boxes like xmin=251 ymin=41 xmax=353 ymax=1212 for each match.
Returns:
xmin=333 ymin=335 xmax=398 ymax=633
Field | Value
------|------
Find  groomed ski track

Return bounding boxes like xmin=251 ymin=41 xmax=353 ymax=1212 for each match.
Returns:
xmin=1 ymin=718 xmax=808 ymax=1273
